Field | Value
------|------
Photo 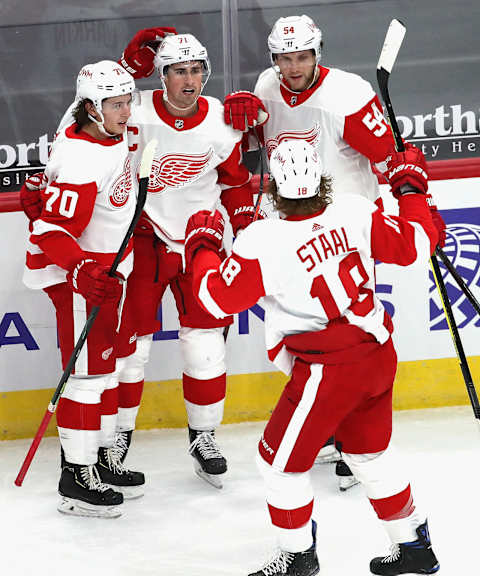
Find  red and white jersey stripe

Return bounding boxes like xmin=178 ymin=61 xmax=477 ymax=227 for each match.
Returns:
xmin=127 ymin=91 xmax=251 ymax=253
xmin=23 ymin=124 xmax=135 ymax=289
xmin=193 ymin=194 xmax=437 ymax=374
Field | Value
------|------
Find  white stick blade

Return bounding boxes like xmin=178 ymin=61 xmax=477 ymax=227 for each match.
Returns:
xmin=377 ymin=19 xmax=406 ymax=73
xmin=139 ymin=138 xmax=157 ymax=179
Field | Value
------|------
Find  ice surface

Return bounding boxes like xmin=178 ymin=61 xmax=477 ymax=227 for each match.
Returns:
xmin=1 ymin=406 xmax=477 ymax=575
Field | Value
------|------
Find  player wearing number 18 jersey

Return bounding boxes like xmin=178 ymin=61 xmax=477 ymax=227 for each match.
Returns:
xmin=184 ymin=140 xmax=440 ymax=576
xmin=224 ymin=14 xmax=397 ymax=484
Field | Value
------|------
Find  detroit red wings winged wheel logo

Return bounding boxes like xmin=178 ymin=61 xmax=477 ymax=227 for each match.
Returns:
xmin=109 ymin=157 xmax=133 ymax=208
xmin=266 ymin=124 xmax=321 ymax=159
xmin=147 ymin=148 xmax=214 ymax=193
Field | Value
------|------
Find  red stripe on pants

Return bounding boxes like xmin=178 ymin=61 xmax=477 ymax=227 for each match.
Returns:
xmin=100 ymin=386 xmax=118 ymax=416
xmin=369 ymin=484 xmax=415 ymax=520
xmin=119 ymin=380 xmax=144 ymax=408
xmin=183 ymin=373 xmax=226 ymax=405
xmin=268 ymin=500 xmax=314 ymax=529
xmin=57 ymin=397 xmax=101 ymax=430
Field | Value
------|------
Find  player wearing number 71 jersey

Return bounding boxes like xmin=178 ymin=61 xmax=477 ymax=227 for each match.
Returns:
xmin=184 ymin=140 xmax=440 ymax=576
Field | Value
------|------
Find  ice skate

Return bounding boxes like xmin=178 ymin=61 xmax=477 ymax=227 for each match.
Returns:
xmin=248 ymin=520 xmax=319 ymax=576
xmin=314 ymin=436 xmax=341 ymax=464
xmin=188 ymin=427 xmax=227 ymax=489
xmin=58 ymin=463 xmax=123 ymax=519
xmin=336 ymin=459 xmax=360 ymax=491
xmin=97 ymin=431 xmax=145 ymax=499
xmin=370 ymin=520 xmax=440 ymax=575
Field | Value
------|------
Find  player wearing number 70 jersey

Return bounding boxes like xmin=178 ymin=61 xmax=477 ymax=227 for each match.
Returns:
xmin=184 ymin=140 xmax=440 ymax=576
xmin=22 ymin=61 xmax=145 ymax=518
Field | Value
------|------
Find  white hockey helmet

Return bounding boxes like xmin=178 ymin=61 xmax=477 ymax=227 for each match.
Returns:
xmin=76 ymin=60 xmax=135 ymax=112
xmin=269 ymin=140 xmax=323 ymax=199
xmin=154 ymin=33 xmax=211 ymax=88
xmin=268 ymin=15 xmax=322 ymax=66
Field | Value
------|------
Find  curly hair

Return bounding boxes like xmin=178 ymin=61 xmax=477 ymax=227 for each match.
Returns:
xmin=266 ymin=174 xmax=333 ymax=216
xmin=72 ymin=99 xmax=93 ymax=132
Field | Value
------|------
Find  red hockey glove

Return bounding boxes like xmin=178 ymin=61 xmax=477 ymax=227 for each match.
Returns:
xmin=20 ymin=172 xmax=47 ymax=222
xmin=224 ymin=91 xmax=269 ymax=132
xmin=184 ymin=210 xmax=225 ymax=270
xmin=67 ymin=259 xmax=123 ymax=306
xmin=119 ymin=26 xmax=177 ymax=79
xmin=230 ymin=204 xmax=265 ymax=236
xmin=426 ymin=193 xmax=446 ymax=248
xmin=386 ymin=143 xmax=429 ymax=197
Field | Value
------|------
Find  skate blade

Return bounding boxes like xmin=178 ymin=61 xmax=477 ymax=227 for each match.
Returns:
xmin=193 ymin=462 xmax=224 ymax=489
xmin=314 ymin=446 xmax=341 ymax=465
xmin=106 ymin=484 xmax=144 ymax=500
xmin=338 ymin=476 xmax=360 ymax=492
xmin=314 ymin=453 xmax=342 ymax=464
xmin=57 ymin=496 xmax=122 ymax=518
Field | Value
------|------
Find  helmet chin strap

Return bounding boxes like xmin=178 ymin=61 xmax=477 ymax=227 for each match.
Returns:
xmin=162 ymin=90 xmax=199 ymax=113
xmin=273 ymin=62 xmax=319 ymax=94
xmin=160 ymin=77 xmax=206 ymax=113
xmin=88 ymin=111 xmax=116 ymax=138
xmin=160 ymin=68 xmax=211 ymax=113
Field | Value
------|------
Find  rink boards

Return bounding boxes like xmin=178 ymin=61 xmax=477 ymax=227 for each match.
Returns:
xmin=0 ymin=176 xmax=479 ymax=439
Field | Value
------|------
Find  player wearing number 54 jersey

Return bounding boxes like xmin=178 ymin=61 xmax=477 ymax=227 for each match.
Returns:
xmin=184 ymin=141 xmax=440 ymax=576
xmin=224 ymin=14 xmax=396 ymax=206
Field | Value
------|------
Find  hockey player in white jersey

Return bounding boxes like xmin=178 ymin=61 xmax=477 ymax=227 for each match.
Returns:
xmin=224 ymin=14 xmax=396 ymax=204
xmin=22 ymin=61 xmax=144 ymax=517
xmin=223 ymin=13 xmax=446 ymax=488
xmin=21 ymin=29 xmax=260 ymax=489
xmin=184 ymin=140 xmax=440 ymax=575
xmin=114 ymin=31 xmax=259 ymax=488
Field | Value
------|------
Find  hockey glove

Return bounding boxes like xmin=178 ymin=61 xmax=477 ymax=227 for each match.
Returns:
xmin=20 ymin=171 xmax=47 ymax=222
xmin=230 ymin=204 xmax=266 ymax=236
xmin=67 ymin=259 xmax=123 ymax=306
xmin=120 ymin=26 xmax=177 ymax=79
xmin=184 ymin=210 xmax=225 ymax=270
xmin=387 ymin=143 xmax=429 ymax=197
xmin=426 ymin=193 xmax=446 ymax=248
xmin=224 ymin=91 xmax=269 ymax=132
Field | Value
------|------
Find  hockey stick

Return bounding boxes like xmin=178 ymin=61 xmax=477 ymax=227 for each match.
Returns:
xmin=436 ymin=246 xmax=480 ymax=318
xmin=377 ymin=20 xmax=480 ymax=424
xmin=252 ymin=127 xmax=266 ymax=221
xmin=15 ymin=139 xmax=158 ymax=487
xmin=378 ymin=20 xmax=480 ymax=320
xmin=223 ymin=127 xmax=266 ymax=342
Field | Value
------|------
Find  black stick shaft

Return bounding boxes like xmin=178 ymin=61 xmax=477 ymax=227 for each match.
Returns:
xmin=436 ymin=246 xmax=480 ymax=317
xmin=377 ymin=30 xmax=480 ymax=421
xmin=430 ymin=256 xmax=480 ymax=420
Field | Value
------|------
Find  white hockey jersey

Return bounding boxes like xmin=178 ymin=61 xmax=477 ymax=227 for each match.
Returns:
xmin=254 ymin=66 xmax=395 ymax=203
xmin=127 ymin=91 xmax=251 ymax=253
xmin=24 ymin=124 xmax=135 ymax=289
xmin=193 ymin=194 xmax=437 ymax=375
